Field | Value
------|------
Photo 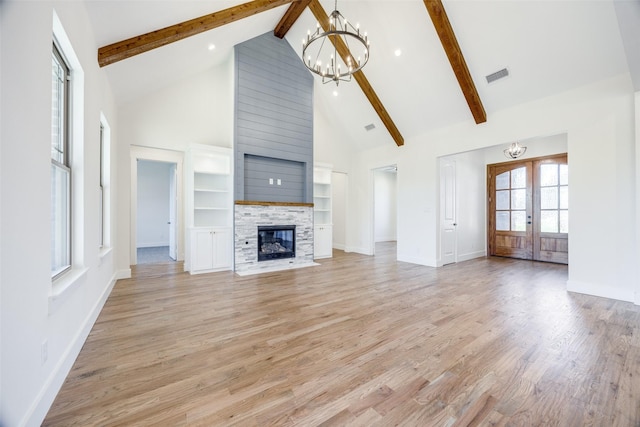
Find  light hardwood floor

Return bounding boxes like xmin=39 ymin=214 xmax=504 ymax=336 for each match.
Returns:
xmin=44 ymin=243 xmax=640 ymax=426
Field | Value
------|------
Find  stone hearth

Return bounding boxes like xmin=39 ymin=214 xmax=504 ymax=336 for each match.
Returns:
xmin=234 ymin=201 xmax=315 ymax=275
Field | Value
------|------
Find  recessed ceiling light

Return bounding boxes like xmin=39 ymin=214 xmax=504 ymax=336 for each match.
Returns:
xmin=394 ymin=49 xmax=402 ymax=57
xmin=333 ymin=90 xmax=339 ymax=97
xmin=208 ymin=43 xmax=216 ymax=51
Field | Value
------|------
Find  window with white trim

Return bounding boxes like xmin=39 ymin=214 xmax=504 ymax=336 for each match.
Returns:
xmin=99 ymin=115 xmax=111 ymax=249
xmin=99 ymin=123 xmax=105 ymax=248
xmin=51 ymin=42 xmax=71 ymax=278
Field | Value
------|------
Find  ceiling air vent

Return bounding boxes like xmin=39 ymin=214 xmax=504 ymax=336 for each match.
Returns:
xmin=486 ymin=68 xmax=509 ymax=84
xmin=364 ymin=123 xmax=376 ymax=131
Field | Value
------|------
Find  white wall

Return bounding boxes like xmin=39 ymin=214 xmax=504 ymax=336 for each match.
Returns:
xmin=346 ymin=73 xmax=637 ymax=303
xmin=314 ymin=82 xmax=355 ymax=253
xmin=437 ymin=133 xmax=568 ymax=264
xmin=119 ymin=62 xmax=234 ymax=151
xmin=1 ymin=2 xmax=121 ymax=425
xmin=374 ymin=170 xmax=397 ymax=243
xmin=136 ymin=160 xmax=172 ymax=248
xmin=313 ymin=80 xmax=355 ymax=174
xmin=117 ymin=60 xmax=234 ymax=272
xmin=483 ymin=133 xmax=568 ymax=165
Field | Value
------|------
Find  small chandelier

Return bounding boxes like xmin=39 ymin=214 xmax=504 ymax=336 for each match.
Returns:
xmin=302 ymin=0 xmax=369 ymax=86
xmin=504 ymin=142 xmax=527 ymax=159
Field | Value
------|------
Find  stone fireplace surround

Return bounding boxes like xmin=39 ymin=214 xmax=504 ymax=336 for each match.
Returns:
xmin=234 ymin=201 xmax=316 ymax=275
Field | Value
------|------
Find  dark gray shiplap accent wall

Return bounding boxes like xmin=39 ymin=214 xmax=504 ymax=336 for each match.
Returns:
xmin=234 ymin=32 xmax=314 ymax=203
xmin=244 ymin=155 xmax=305 ymax=202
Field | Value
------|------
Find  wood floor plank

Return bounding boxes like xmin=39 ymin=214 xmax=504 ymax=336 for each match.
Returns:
xmin=43 ymin=244 xmax=640 ymax=425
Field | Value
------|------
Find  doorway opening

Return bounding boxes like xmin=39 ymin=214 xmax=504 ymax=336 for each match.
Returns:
xmin=136 ymin=160 xmax=178 ymax=264
xmin=373 ymin=165 xmax=397 ymax=256
xmin=130 ymin=146 xmax=184 ymax=266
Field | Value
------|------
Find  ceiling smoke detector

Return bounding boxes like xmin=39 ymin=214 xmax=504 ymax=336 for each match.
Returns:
xmin=364 ymin=123 xmax=376 ymax=131
xmin=486 ymin=67 xmax=509 ymax=84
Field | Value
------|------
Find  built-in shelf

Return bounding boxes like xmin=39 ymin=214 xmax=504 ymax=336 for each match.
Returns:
xmin=189 ymin=153 xmax=232 ymax=228
xmin=186 ymin=144 xmax=233 ymax=273
xmin=314 ymin=165 xmax=333 ymax=259
xmin=313 ymin=180 xmax=332 ymax=226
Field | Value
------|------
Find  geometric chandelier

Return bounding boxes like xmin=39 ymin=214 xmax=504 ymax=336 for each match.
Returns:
xmin=503 ymin=141 xmax=527 ymax=159
xmin=302 ymin=0 xmax=369 ymax=86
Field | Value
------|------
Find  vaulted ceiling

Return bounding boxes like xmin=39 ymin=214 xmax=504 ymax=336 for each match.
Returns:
xmin=86 ymin=0 xmax=639 ymax=150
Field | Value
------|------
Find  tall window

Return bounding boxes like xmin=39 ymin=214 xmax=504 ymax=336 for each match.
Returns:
xmin=99 ymin=123 xmax=105 ymax=248
xmin=51 ymin=42 xmax=71 ymax=278
xmin=99 ymin=114 xmax=112 ymax=251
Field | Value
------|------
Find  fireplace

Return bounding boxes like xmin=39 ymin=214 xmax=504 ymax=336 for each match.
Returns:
xmin=257 ymin=225 xmax=296 ymax=261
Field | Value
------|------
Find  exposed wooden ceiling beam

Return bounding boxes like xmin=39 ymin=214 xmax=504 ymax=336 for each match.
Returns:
xmin=98 ymin=0 xmax=295 ymax=67
xmin=308 ymin=0 xmax=404 ymax=147
xmin=423 ymin=0 xmax=486 ymax=124
xmin=274 ymin=0 xmax=311 ymax=39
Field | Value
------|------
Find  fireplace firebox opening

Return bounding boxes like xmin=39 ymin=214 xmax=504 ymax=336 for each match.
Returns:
xmin=257 ymin=225 xmax=296 ymax=261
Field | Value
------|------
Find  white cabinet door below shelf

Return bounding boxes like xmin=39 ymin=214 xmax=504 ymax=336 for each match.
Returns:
xmin=190 ymin=227 xmax=232 ymax=273
xmin=192 ymin=229 xmax=214 ymax=271
xmin=314 ymin=225 xmax=333 ymax=259
xmin=212 ymin=227 xmax=232 ymax=269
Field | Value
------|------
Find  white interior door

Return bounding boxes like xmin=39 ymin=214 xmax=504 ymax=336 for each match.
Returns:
xmin=441 ymin=160 xmax=457 ymax=265
xmin=169 ymin=164 xmax=177 ymax=260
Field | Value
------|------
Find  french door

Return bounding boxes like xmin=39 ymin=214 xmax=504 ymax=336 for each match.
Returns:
xmin=488 ymin=154 xmax=568 ymax=264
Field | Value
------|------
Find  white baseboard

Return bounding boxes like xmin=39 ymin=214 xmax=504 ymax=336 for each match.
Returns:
xmin=28 ymin=271 xmax=118 ymax=426
xmin=566 ymin=279 xmax=634 ymax=303
xmin=333 ymin=243 xmax=346 ymax=251
xmin=345 ymin=246 xmax=373 ymax=256
xmin=136 ymin=242 xmax=170 ymax=249
xmin=397 ymin=253 xmax=437 ymax=267
xmin=116 ymin=269 xmax=131 ymax=280
xmin=375 ymin=237 xmax=397 ymax=243
xmin=457 ymin=250 xmax=486 ymax=263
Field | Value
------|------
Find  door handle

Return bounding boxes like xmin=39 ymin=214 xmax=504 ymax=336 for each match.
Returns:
xmin=453 ymin=223 xmax=457 ymax=226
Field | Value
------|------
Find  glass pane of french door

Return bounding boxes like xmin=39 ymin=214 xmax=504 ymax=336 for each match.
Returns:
xmin=533 ymin=156 xmax=568 ymax=264
xmin=488 ymin=162 xmax=533 ymax=260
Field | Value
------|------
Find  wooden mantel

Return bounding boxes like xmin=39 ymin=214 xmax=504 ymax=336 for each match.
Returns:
xmin=235 ymin=200 xmax=314 ymax=208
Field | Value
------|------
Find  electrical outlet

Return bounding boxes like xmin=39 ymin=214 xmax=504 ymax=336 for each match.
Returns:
xmin=277 ymin=179 xmax=281 ymax=185
xmin=41 ymin=340 xmax=48 ymax=365
xmin=269 ymin=178 xmax=273 ymax=185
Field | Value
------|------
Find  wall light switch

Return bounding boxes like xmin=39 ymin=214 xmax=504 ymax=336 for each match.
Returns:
xmin=269 ymin=178 xmax=273 ymax=185
xmin=277 ymin=179 xmax=282 ymax=186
